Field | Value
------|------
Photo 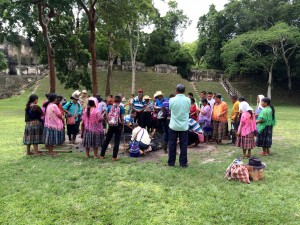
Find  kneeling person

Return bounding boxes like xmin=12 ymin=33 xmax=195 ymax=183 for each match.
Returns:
xmin=130 ymin=123 xmax=151 ymax=157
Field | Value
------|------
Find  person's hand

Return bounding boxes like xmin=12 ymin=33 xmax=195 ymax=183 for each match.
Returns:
xmin=236 ymin=132 xmax=240 ymax=136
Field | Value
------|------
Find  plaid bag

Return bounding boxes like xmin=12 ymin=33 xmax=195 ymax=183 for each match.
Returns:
xmin=225 ymin=159 xmax=250 ymax=184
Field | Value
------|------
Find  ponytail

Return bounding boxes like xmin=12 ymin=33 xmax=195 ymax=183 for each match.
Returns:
xmin=25 ymin=94 xmax=38 ymax=110
xmin=87 ymin=100 xmax=95 ymax=118
xmin=247 ymin=110 xmax=253 ymax=119
xmin=87 ymin=106 xmax=91 ymax=118
xmin=270 ymin=105 xmax=275 ymax=121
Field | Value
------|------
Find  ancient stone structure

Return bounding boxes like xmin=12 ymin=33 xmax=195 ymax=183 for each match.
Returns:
xmin=122 ymin=61 xmax=146 ymax=72
xmin=154 ymin=64 xmax=177 ymax=74
xmin=0 ymin=37 xmax=40 ymax=76
xmin=0 ymin=37 xmax=48 ymax=99
xmin=188 ymin=69 xmax=223 ymax=81
xmin=220 ymin=76 xmax=243 ymax=98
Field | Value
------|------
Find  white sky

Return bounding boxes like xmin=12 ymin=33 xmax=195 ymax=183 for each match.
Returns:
xmin=153 ymin=0 xmax=229 ymax=43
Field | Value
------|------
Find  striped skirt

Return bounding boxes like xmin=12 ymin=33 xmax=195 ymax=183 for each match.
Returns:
xmin=213 ymin=121 xmax=225 ymax=140
xmin=82 ymin=130 xmax=104 ymax=148
xmin=199 ymin=121 xmax=212 ymax=136
xmin=43 ymin=127 xmax=64 ymax=146
xmin=236 ymin=132 xmax=255 ymax=149
xmin=257 ymin=126 xmax=273 ymax=148
xmin=23 ymin=120 xmax=44 ymax=145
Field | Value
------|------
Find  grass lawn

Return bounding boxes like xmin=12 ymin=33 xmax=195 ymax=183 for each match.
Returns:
xmin=0 ymin=73 xmax=300 ymax=224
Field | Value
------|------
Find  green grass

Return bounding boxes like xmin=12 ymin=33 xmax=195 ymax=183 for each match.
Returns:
xmin=230 ymin=76 xmax=300 ymax=106
xmin=32 ymin=71 xmax=194 ymax=100
xmin=0 ymin=73 xmax=300 ymax=224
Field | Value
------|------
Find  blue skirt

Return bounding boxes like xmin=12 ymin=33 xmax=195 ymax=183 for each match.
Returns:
xmin=43 ymin=127 xmax=64 ymax=146
xmin=82 ymin=130 xmax=104 ymax=148
xmin=256 ymin=126 xmax=273 ymax=148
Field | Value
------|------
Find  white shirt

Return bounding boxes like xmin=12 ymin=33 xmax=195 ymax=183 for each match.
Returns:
xmin=208 ymin=98 xmax=215 ymax=115
xmin=131 ymin=126 xmax=151 ymax=145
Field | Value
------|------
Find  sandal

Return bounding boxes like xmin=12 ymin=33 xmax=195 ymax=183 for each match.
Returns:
xmin=259 ymin=152 xmax=269 ymax=156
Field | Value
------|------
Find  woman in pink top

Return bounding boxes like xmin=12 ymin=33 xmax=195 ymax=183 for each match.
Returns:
xmin=82 ymin=97 xmax=104 ymax=158
xmin=236 ymin=102 xmax=257 ymax=158
xmin=43 ymin=93 xmax=64 ymax=156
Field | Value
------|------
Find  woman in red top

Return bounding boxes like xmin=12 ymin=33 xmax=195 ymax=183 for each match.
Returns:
xmin=190 ymin=98 xmax=198 ymax=121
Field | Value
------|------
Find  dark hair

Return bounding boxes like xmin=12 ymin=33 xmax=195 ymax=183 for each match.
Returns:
xmin=132 ymin=123 xmax=139 ymax=129
xmin=262 ymin=97 xmax=275 ymax=120
xmin=176 ymin=84 xmax=185 ymax=93
xmin=239 ymin=97 xmax=246 ymax=102
xmin=87 ymin=100 xmax=95 ymax=118
xmin=26 ymin=94 xmax=38 ymax=110
xmin=131 ymin=111 xmax=137 ymax=115
xmin=57 ymin=95 xmax=63 ymax=103
xmin=201 ymin=91 xmax=206 ymax=95
xmin=114 ymin=95 xmax=122 ymax=103
xmin=188 ymin=92 xmax=193 ymax=97
xmin=169 ymin=93 xmax=175 ymax=98
xmin=207 ymin=92 xmax=213 ymax=95
xmin=231 ymin=95 xmax=238 ymax=100
xmin=247 ymin=110 xmax=253 ymax=119
xmin=216 ymin=94 xmax=222 ymax=100
xmin=201 ymin=98 xmax=209 ymax=105
xmin=43 ymin=93 xmax=57 ymax=110
xmin=191 ymin=98 xmax=195 ymax=104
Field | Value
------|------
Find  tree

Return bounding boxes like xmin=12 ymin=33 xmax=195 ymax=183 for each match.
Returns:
xmin=268 ymin=22 xmax=300 ymax=91
xmin=196 ymin=4 xmax=234 ymax=69
xmin=0 ymin=0 xmax=76 ymax=93
xmin=97 ymin=0 xmax=129 ymax=96
xmin=122 ymin=0 xmax=156 ymax=94
xmin=222 ymin=31 xmax=281 ymax=99
xmin=77 ymin=0 xmax=99 ymax=96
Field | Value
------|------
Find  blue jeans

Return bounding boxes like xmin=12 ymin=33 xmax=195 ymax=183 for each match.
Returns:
xmin=168 ymin=128 xmax=188 ymax=166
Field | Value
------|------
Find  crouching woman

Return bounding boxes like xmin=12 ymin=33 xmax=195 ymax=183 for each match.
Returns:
xmin=130 ymin=123 xmax=151 ymax=157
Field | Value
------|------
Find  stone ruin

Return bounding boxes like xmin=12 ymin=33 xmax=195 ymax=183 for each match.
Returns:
xmin=0 ymin=37 xmax=47 ymax=99
xmin=154 ymin=64 xmax=177 ymax=74
xmin=188 ymin=69 xmax=223 ymax=81
xmin=122 ymin=61 xmax=146 ymax=72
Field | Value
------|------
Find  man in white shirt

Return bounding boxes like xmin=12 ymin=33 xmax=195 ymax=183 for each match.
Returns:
xmin=131 ymin=123 xmax=151 ymax=151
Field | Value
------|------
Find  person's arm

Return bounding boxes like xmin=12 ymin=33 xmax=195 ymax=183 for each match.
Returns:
xmin=63 ymin=102 xmax=72 ymax=116
xmin=77 ymin=104 xmax=83 ymax=116
xmin=237 ymin=114 xmax=245 ymax=136
xmin=54 ymin=105 xmax=63 ymax=120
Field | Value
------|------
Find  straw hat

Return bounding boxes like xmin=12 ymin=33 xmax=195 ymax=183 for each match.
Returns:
xmin=154 ymin=91 xmax=163 ymax=98
xmin=71 ymin=90 xmax=81 ymax=100
xmin=143 ymin=95 xmax=151 ymax=100
xmin=82 ymin=90 xmax=87 ymax=94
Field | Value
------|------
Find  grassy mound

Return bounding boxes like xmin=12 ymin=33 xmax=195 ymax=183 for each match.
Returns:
xmin=32 ymin=71 xmax=194 ymax=100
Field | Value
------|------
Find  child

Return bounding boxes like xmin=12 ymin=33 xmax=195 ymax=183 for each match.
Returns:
xmin=100 ymin=95 xmax=125 ymax=161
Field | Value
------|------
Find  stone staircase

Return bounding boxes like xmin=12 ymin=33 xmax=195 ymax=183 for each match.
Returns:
xmin=220 ymin=76 xmax=243 ymax=98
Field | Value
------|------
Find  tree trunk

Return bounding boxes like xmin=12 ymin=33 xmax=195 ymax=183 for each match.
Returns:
xmin=105 ymin=60 xmax=113 ymax=97
xmin=267 ymin=71 xmax=272 ymax=99
xmin=89 ymin=20 xmax=98 ymax=96
xmin=48 ymin=46 xmax=56 ymax=93
xmin=105 ymin=32 xmax=115 ymax=97
xmin=131 ymin=60 xmax=136 ymax=95
xmin=37 ymin=2 xmax=56 ymax=93
xmin=287 ymin=64 xmax=292 ymax=91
